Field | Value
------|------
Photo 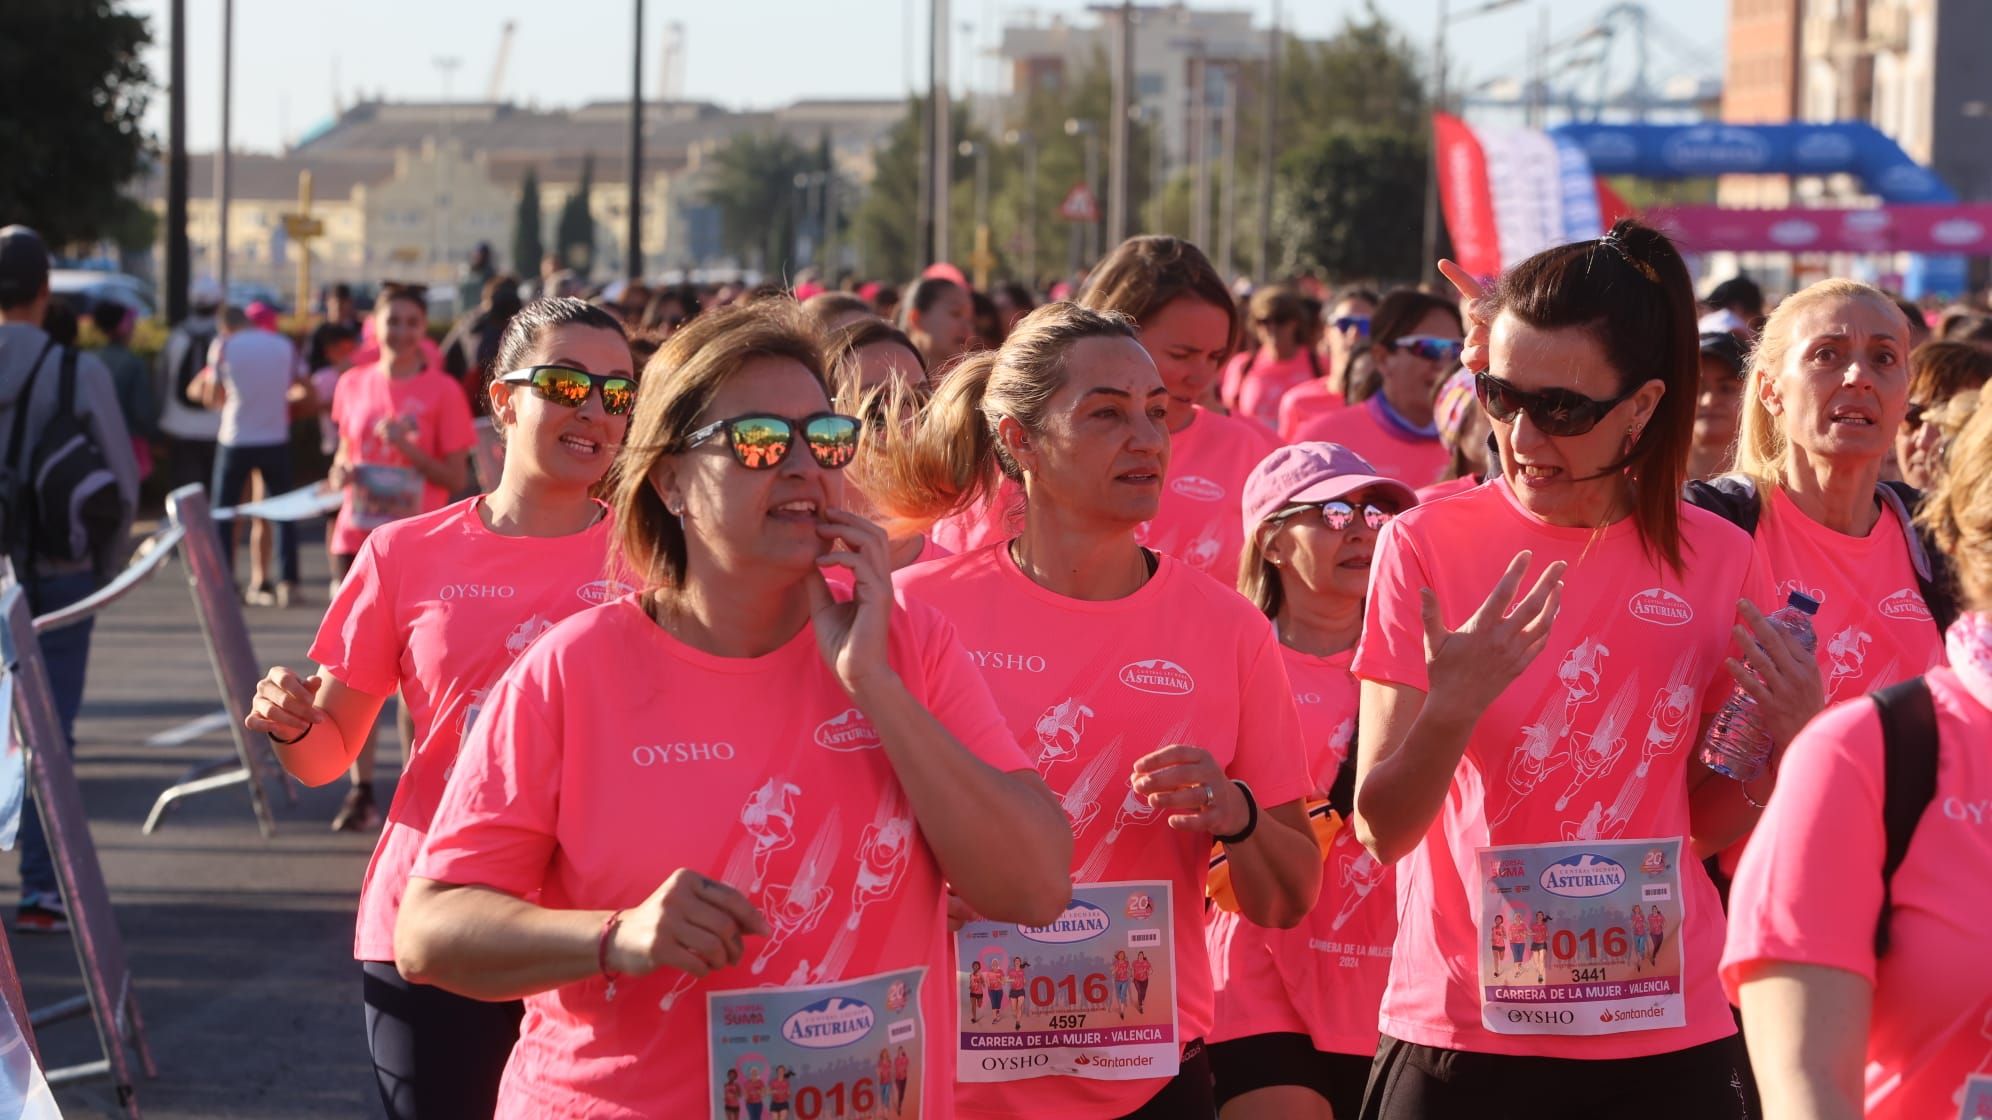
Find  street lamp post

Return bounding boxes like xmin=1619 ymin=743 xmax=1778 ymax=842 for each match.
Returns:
xmin=215 ymin=0 xmax=233 ymax=304
xmin=627 ymin=0 xmax=645 ymax=282
xmin=1421 ymin=0 xmax=1523 ymax=284
xmin=958 ymin=141 xmax=992 ymax=290
xmin=432 ymin=55 xmax=460 ymax=283
xmin=1066 ymin=118 xmax=1101 ymax=266
xmin=1006 ymin=129 xmax=1039 ymax=286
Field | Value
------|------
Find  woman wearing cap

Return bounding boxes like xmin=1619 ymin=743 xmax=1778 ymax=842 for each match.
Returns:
xmin=1687 ymin=279 xmax=1955 ymax=712
xmin=928 ymin=237 xmax=1280 ymax=588
xmin=876 ymin=302 xmax=1320 ymax=1119
xmin=1416 ymin=369 xmax=1491 ymax=504
xmin=1722 ymin=401 xmax=1992 ymax=1120
xmin=1208 ymin=443 xmax=1413 ymax=1120
xmin=392 ymin=299 xmax=1070 ymax=1118
xmin=1688 ymin=332 xmax=1748 ymax=482
xmin=246 ymin=300 xmax=637 ymax=1118
xmin=1294 ymin=289 xmax=1463 ymax=489
xmin=1352 ymin=223 xmax=1821 ymax=1117
xmin=1895 ymin=339 xmax=1991 ymax=490
xmin=1221 ymin=286 xmax=1321 ymax=432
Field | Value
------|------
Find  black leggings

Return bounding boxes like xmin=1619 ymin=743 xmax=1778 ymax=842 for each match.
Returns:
xmin=362 ymin=960 xmax=524 ymax=1119
xmin=1118 ymin=1039 xmax=1216 ymax=1119
xmin=1359 ymin=1033 xmax=1752 ymax=1120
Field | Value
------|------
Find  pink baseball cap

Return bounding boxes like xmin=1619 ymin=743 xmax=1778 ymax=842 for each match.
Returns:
xmin=245 ymin=301 xmax=281 ymax=330
xmin=1240 ymin=442 xmax=1418 ymax=536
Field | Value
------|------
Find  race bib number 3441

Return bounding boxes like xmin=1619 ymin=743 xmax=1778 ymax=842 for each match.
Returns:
xmin=1477 ymin=838 xmax=1687 ymax=1037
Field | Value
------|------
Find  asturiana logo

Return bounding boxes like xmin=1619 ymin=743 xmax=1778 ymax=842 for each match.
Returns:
xmin=1627 ymin=588 xmax=1693 ymax=627
xmin=1170 ymin=476 xmax=1225 ymax=502
xmin=576 ymin=578 xmax=636 ymax=605
xmin=782 ymin=997 xmax=876 ymax=1049
xmin=1020 ymin=899 xmax=1111 ymax=945
xmin=813 ymin=708 xmax=882 ymax=752
xmin=1877 ymin=588 xmax=1933 ymax=623
xmin=1539 ymin=853 xmax=1627 ymax=899
xmin=1119 ymin=659 xmax=1194 ymax=696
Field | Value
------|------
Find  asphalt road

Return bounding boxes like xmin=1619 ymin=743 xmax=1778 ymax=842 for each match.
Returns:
xmin=2 ymin=532 xmax=390 ymax=1118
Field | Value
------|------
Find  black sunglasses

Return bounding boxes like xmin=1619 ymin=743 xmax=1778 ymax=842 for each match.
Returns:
xmin=1275 ymin=499 xmax=1395 ymax=532
xmin=1901 ymin=401 xmax=1931 ymax=431
xmin=1474 ymin=371 xmax=1634 ymax=438
xmin=686 ymin=412 xmax=861 ymax=471
xmin=495 ymin=366 xmax=637 ymax=416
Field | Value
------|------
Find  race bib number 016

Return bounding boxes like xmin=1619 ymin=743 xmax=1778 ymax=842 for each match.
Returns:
xmin=956 ymin=881 xmax=1178 ymax=1083
xmin=707 ymin=966 xmax=926 ymax=1120
xmin=1477 ymin=837 xmax=1686 ymax=1037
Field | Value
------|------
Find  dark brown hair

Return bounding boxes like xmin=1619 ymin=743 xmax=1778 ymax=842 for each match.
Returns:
xmin=486 ymin=297 xmax=629 ymax=424
xmin=1077 ymin=236 xmax=1239 ymax=355
xmin=1489 ymin=218 xmax=1699 ymax=574
xmin=1909 ymin=339 xmax=1992 ymax=404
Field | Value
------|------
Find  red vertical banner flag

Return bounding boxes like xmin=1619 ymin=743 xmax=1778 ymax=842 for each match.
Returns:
xmin=1433 ymin=113 xmax=1501 ymax=280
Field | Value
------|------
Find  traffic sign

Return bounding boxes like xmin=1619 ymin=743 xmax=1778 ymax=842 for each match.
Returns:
xmin=1059 ymin=183 xmax=1100 ymax=223
xmin=280 ymin=214 xmax=323 ymax=240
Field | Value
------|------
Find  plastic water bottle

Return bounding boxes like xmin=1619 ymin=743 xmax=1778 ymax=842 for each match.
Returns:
xmin=1699 ymin=591 xmax=1820 ymax=782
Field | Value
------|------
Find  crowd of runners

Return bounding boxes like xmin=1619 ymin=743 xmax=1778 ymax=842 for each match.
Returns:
xmin=51 ymin=217 xmax=1973 ymax=1120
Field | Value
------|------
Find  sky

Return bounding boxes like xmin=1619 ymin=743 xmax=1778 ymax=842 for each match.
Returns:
xmin=126 ymin=0 xmax=1728 ymax=155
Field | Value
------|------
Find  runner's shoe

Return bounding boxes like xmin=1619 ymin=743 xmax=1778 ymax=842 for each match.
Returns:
xmin=14 ymin=895 xmax=69 ymax=935
xmin=332 ymin=782 xmax=381 ymax=832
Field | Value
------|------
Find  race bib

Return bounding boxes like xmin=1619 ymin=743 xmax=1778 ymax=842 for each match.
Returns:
xmin=1962 ymin=1074 xmax=1992 ymax=1120
xmin=350 ymin=464 xmax=422 ymax=530
xmin=708 ymin=966 xmax=926 ymax=1120
xmin=956 ymin=881 xmax=1178 ymax=1083
xmin=1477 ymin=838 xmax=1686 ymax=1036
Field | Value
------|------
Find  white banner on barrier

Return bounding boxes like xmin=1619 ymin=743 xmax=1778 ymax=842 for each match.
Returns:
xmin=0 ymin=670 xmax=16 ymax=851
xmin=212 ymin=483 xmax=344 ymax=524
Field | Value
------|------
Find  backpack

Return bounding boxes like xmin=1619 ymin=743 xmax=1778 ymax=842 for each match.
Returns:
xmin=173 ymin=325 xmax=216 ymax=407
xmin=1871 ymin=677 xmax=1938 ymax=957
xmin=6 ymin=342 xmax=124 ymax=575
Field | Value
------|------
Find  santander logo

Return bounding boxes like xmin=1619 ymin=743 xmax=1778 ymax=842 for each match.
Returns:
xmin=813 ymin=708 xmax=883 ymax=752
xmin=1877 ymin=588 xmax=1932 ymax=622
xmin=1169 ymin=475 xmax=1225 ymax=502
xmin=1119 ymin=659 xmax=1195 ymax=696
xmin=1627 ymin=588 xmax=1693 ymax=627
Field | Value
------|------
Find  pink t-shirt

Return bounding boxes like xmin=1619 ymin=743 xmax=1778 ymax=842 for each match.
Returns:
xmin=1352 ymin=478 xmax=1773 ymax=1059
xmin=412 ymin=591 xmax=1031 ymax=1119
xmin=1208 ymin=645 xmax=1396 ymax=1057
xmin=1752 ymin=486 xmax=1946 ymax=705
xmin=1222 ymin=348 xmax=1319 ymax=433
xmin=895 ymin=546 xmax=1311 ymax=1119
xmin=1721 ymin=669 xmax=1992 ymax=1120
xmin=1294 ymin=395 xmax=1450 ymax=489
xmin=1276 ymin=380 xmax=1346 ymax=443
xmin=329 ymin=364 xmax=476 ymax=556
xmin=1415 ymin=474 xmax=1480 ymax=505
xmin=310 ymin=497 xmax=625 ymax=961
xmin=928 ymin=408 xmax=1276 ymax=588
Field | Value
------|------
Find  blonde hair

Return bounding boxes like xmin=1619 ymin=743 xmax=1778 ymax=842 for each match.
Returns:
xmin=1920 ymin=397 xmax=1992 ymax=611
xmin=608 ymin=300 xmax=829 ymax=592
xmin=1236 ymin=521 xmax=1283 ymax=618
xmin=1736 ymin=278 xmax=1909 ymax=496
xmin=859 ymin=302 xmax=1138 ymax=528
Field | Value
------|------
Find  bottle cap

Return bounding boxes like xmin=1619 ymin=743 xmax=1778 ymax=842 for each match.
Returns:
xmin=1785 ymin=591 xmax=1821 ymax=614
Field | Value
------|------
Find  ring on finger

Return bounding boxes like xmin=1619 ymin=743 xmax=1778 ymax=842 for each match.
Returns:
xmin=1201 ymin=783 xmax=1214 ymax=809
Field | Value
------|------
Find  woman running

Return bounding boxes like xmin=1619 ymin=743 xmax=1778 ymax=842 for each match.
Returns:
xmin=745 ymin=1066 xmax=765 ymax=1120
xmin=724 ymin=1068 xmax=742 ymax=1120
xmin=391 ymin=300 xmax=1071 ymax=1116
xmin=1009 ymin=957 xmax=1030 ymax=1030
xmin=879 ymin=302 xmax=1320 ymax=1118
xmin=931 ymin=237 xmax=1276 ymax=588
xmin=969 ymin=959 xmax=986 ymax=1023
xmin=987 ymin=958 xmax=1008 ymax=1018
xmin=1114 ymin=950 xmax=1132 ymax=1020
xmin=322 ymin=282 xmax=478 ymax=833
xmin=1133 ymin=951 xmax=1153 ymax=1016
xmin=246 ymin=299 xmax=632 ymax=1119
xmin=1294 ymin=288 xmax=1463 ymax=489
xmin=1220 ymin=285 xmax=1320 ymax=432
xmin=1491 ymin=914 xmax=1508 ymax=984
xmin=1648 ymin=906 xmax=1667 ymax=968
xmin=1352 ymin=222 xmax=1821 ymax=1119
xmin=1530 ymin=911 xmax=1550 ymax=985
xmin=1632 ymin=904 xmax=1649 ymax=974
xmin=1279 ymin=287 xmax=1378 ymax=439
xmin=769 ymin=1066 xmax=791 ymax=1119
xmin=877 ymin=1048 xmax=893 ymax=1115
xmin=1207 ymin=443 xmax=1413 ymax=1120
xmin=1723 ymin=400 xmax=1992 ymax=1120
xmin=894 ymin=1045 xmax=912 ymax=1115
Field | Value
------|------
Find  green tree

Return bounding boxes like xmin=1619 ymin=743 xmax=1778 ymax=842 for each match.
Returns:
xmin=556 ymin=156 xmax=596 ymax=279
xmin=1277 ymin=129 xmax=1429 ymax=282
xmin=512 ymin=167 xmax=544 ymax=277
xmin=0 ymin=0 xmax=155 ymax=248
xmin=851 ymin=101 xmax=927 ymax=283
xmin=703 ymin=132 xmax=817 ymax=278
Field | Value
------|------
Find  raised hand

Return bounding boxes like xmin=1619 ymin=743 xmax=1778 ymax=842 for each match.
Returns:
xmin=246 ymin=666 xmax=324 ymax=740
xmin=1422 ymin=551 xmax=1566 ymax=720
xmin=806 ymin=508 xmax=899 ymax=699
xmin=1437 ymin=259 xmax=1494 ymax=375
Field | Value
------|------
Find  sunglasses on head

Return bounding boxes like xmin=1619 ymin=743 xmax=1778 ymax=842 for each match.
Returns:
xmin=1276 ymin=499 xmax=1395 ymax=532
xmin=1332 ymin=315 xmax=1371 ymax=337
xmin=496 ymin=366 xmax=637 ymax=416
xmin=1474 ymin=371 xmax=1634 ymax=437
xmin=686 ymin=412 xmax=861 ymax=471
xmin=1391 ymin=335 xmax=1464 ymax=363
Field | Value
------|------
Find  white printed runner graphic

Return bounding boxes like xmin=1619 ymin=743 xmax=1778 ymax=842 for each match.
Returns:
xmin=1478 ymin=838 xmax=1686 ymax=1036
xmin=956 ymin=881 xmax=1178 ymax=1082
xmin=708 ymin=966 xmax=926 ymax=1120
